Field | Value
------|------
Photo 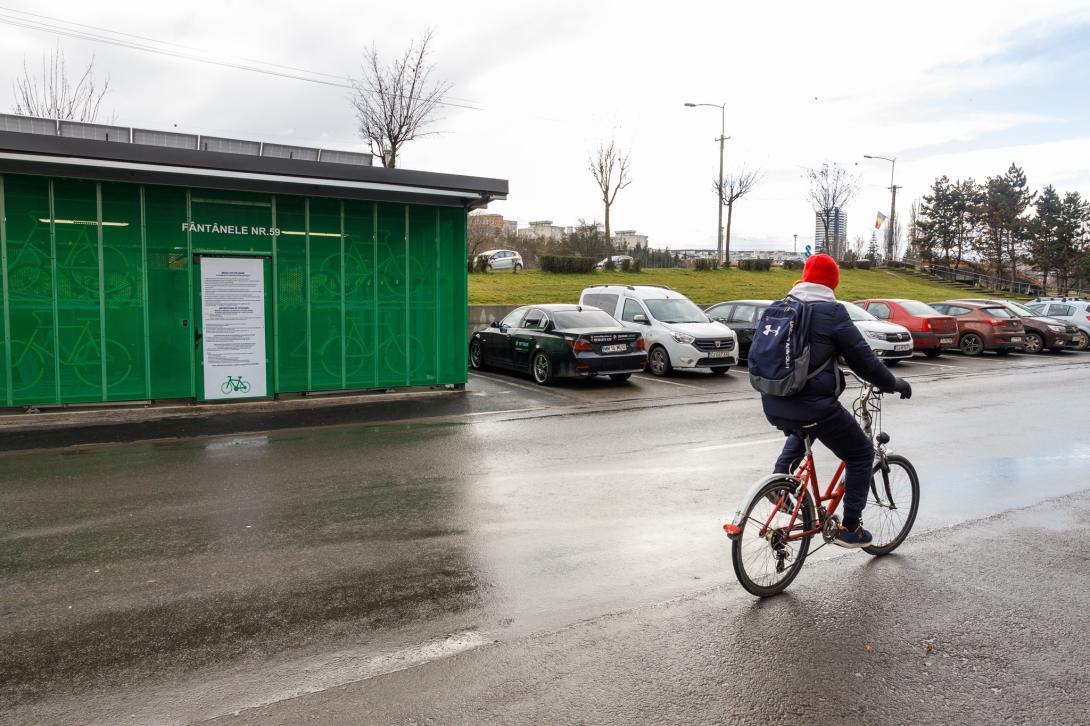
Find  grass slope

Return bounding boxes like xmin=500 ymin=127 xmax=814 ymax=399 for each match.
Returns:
xmin=468 ymin=268 xmax=969 ymax=306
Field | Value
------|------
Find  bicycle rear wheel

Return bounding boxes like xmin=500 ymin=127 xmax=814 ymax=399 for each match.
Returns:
xmin=731 ymin=478 xmax=815 ymax=597
xmin=862 ymin=454 xmax=920 ymax=556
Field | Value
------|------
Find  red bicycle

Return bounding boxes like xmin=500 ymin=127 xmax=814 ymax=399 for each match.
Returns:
xmin=724 ymin=370 xmax=920 ymax=597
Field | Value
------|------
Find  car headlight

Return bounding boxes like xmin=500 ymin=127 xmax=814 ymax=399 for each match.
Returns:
xmin=671 ymin=332 xmax=695 ymax=345
xmin=1048 ymin=324 xmax=1066 ymax=332
xmin=865 ymin=331 xmax=886 ymax=341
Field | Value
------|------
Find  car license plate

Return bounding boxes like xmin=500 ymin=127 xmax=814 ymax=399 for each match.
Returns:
xmin=939 ymin=337 xmax=954 ymax=345
xmin=1011 ymin=336 xmax=1022 ymax=343
xmin=602 ymin=343 xmax=627 ymax=353
xmin=894 ymin=344 xmax=912 ymax=351
xmin=708 ymin=350 xmax=732 ymax=358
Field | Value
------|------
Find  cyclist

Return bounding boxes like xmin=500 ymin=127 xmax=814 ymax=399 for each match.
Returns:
xmin=761 ymin=254 xmax=912 ymax=548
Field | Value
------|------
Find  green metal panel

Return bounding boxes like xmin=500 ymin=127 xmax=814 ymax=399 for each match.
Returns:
xmin=375 ymin=202 xmax=407 ymax=387
xmin=342 ymin=200 xmax=376 ymax=389
xmin=0 ymin=174 xmax=470 ymax=406
xmin=144 ymin=185 xmax=193 ymax=399
xmin=274 ymin=195 xmax=307 ymax=392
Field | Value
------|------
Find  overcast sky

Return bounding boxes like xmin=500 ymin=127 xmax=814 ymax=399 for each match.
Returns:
xmin=2 ymin=1 xmax=1089 ymax=251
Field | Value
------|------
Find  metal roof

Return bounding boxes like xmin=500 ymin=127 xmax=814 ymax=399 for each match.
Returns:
xmin=0 ymin=114 xmax=507 ymax=208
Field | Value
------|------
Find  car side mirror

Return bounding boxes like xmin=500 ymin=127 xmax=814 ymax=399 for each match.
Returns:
xmin=633 ymin=314 xmax=649 ymax=324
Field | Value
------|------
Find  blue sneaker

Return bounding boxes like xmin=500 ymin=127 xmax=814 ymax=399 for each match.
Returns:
xmin=833 ymin=522 xmax=873 ymax=549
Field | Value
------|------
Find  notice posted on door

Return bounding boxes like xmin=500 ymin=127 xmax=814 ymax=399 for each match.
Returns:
xmin=200 ymin=257 xmax=267 ymax=399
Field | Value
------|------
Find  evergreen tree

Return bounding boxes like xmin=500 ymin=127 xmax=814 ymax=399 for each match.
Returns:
xmin=975 ymin=164 xmax=1035 ymax=290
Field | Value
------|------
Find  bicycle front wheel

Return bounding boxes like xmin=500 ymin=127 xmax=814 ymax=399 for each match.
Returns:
xmin=731 ymin=478 xmax=815 ymax=597
xmin=862 ymin=454 xmax=920 ymax=556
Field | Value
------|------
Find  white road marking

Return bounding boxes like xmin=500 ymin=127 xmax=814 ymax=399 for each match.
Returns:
xmin=689 ymin=436 xmax=786 ymax=452
xmin=908 ymin=360 xmax=961 ymax=370
xmin=96 ymin=631 xmax=487 ymax=726
xmin=635 ymin=375 xmax=704 ymax=389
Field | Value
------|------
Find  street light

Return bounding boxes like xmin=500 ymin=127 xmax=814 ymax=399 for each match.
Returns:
xmin=863 ymin=154 xmax=898 ymax=263
xmin=686 ymin=101 xmax=728 ymax=264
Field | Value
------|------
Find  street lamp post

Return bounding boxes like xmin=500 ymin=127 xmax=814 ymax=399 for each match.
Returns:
xmin=864 ymin=154 xmax=898 ymax=263
xmin=686 ymin=102 xmax=728 ymax=264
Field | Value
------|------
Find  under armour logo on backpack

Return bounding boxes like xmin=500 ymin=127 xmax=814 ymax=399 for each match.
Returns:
xmin=762 ymin=324 xmax=782 ymax=336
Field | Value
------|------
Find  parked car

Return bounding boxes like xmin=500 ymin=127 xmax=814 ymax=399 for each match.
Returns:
xmin=954 ymin=298 xmax=1075 ymax=353
xmin=579 ymin=284 xmax=738 ymax=376
xmin=469 ymin=304 xmax=646 ymax=385
xmin=1028 ymin=295 xmax=1089 ymax=304
xmin=704 ymin=299 xmax=769 ymax=360
xmin=596 ymin=255 xmax=635 ymax=269
xmin=840 ymin=301 xmax=915 ymax=364
xmin=853 ymin=299 xmax=958 ymax=357
xmin=928 ymin=301 xmax=1025 ymax=356
xmin=1025 ymin=299 xmax=1090 ymax=351
xmin=475 ymin=249 xmax=523 ymax=271
xmin=706 ymin=299 xmax=913 ymax=364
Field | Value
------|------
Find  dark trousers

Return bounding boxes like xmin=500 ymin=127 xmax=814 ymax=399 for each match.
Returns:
xmin=770 ymin=405 xmax=874 ymax=527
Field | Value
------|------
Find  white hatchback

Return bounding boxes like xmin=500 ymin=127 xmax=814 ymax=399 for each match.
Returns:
xmin=841 ymin=301 xmax=914 ymax=363
xmin=579 ymin=285 xmax=739 ymax=375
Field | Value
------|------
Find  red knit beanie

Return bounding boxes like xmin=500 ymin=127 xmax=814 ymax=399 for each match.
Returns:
xmin=801 ymin=254 xmax=840 ymax=290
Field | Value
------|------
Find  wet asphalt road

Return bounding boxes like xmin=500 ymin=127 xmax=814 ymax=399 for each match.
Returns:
xmin=1 ymin=352 xmax=1089 ymax=723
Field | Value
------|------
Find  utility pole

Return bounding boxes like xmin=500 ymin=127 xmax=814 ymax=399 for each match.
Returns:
xmin=864 ymin=155 xmax=898 ymax=264
xmin=793 ymin=234 xmax=798 ymax=255
xmin=685 ymin=102 xmax=727 ymax=264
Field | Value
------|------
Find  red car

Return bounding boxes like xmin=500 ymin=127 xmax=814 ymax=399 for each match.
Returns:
xmin=928 ymin=301 xmax=1026 ymax=356
xmin=854 ymin=298 xmax=958 ymax=358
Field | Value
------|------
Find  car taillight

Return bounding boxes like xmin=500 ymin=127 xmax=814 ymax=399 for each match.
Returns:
xmin=635 ymin=337 xmax=646 ymax=350
xmin=567 ymin=338 xmax=593 ymax=352
xmin=923 ymin=319 xmax=931 ymax=331
xmin=989 ymin=319 xmax=1005 ymax=327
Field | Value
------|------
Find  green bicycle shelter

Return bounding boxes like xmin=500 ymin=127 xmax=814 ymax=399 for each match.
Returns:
xmin=0 ymin=114 xmax=507 ymax=406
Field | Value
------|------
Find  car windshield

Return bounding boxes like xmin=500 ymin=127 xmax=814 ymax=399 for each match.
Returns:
xmin=983 ymin=307 xmax=1015 ymax=319
xmin=1005 ymin=301 xmax=1039 ymax=317
xmin=900 ymin=300 xmax=942 ymax=316
xmin=551 ymin=310 xmax=620 ymax=329
xmin=645 ymin=298 xmax=708 ymax=323
xmin=841 ymin=301 xmax=876 ymax=321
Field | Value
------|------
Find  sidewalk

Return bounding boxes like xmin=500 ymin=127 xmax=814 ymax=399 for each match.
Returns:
xmin=0 ymin=387 xmax=469 ymax=452
xmin=213 ymin=490 xmax=1090 ymax=726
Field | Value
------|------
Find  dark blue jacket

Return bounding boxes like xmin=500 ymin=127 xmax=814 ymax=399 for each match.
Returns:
xmin=761 ymin=286 xmax=899 ymax=425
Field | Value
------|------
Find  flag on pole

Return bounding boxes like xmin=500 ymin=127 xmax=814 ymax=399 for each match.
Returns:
xmin=875 ymin=211 xmax=888 ymax=230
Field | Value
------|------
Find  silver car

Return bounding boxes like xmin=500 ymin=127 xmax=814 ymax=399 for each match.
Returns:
xmin=1025 ymin=299 xmax=1090 ymax=350
xmin=476 ymin=249 xmax=523 ymax=272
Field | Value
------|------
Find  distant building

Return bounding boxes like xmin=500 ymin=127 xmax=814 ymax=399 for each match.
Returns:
xmin=612 ymin=229 xmax=648 ymax=249
xmin=469 ymin=213 xmax=518 ymax=239
xmin=815 ymin=208 xmax=847 ymax=258
xmin=518 ymin=220 xmax=566 ymax=241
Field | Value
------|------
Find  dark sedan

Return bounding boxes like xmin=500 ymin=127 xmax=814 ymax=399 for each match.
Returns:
xmin=704 ymin=299 xmax=770 ymax=360
xmin=469 ymin=304 xmax=647 ymax=385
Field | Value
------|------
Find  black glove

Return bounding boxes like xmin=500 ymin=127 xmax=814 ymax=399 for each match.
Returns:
xmin=893 ymin=378 xmax=912 ymax=400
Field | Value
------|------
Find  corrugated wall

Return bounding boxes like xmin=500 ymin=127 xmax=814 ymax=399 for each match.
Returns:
xmin=0 ymin=174 xmax=468 ymax=406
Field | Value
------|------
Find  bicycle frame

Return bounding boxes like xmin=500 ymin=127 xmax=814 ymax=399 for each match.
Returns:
xmin=759 ymin=439 xmax=845 ymax=542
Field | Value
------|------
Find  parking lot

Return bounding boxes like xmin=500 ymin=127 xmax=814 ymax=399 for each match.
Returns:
xmin=467 ymin=348 xmax=1086 ymax=412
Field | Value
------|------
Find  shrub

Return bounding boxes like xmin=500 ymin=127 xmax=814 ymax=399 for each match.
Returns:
xmin=738 ymin=258 xmax=772 ymax=271
xmin=631 ymin=258 xmax=642 ymax=272
xmin=540 ymin=255 xmax=597 ymax=274
xmin=693 ymin=258 xmax=720 ymax=271
xmin=855 ymin=259 xmax=874 ymax=270
xmin=474 ymin=255 xmax=491 ymax=273
xmin=619 ymin=258 xmax=632 ymax=272
xmin=840 ymin=260 xmax=856 ymax=270
xmin=781 ymin=259 xmax=803 ymax=270
xmin=603 ymin=257 xmax=616 ymax=271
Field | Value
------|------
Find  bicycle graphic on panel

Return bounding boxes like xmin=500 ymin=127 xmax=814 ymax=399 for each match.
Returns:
xmin=10 ymin=311 xmax=134 ymax=395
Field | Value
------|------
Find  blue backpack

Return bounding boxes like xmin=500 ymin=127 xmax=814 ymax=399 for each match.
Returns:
xmin=748 ymin=296 xmax=831 ymax=396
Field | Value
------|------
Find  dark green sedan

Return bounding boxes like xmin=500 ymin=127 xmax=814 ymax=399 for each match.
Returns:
xmin=469 ymin=304 xmax=647 ymax=385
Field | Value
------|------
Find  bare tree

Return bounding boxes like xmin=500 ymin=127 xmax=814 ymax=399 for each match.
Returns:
xmin=805 ymin=163 xmax=859 ymax=260
xmin=13 ymin=42 xmax=110 ymax=122
xmin=349 ymin=30 xmax=452 ymax=168
xmin=589 ymin=139 xmax=632 ymax=245
xmin=713 ymin=168 xmax=762 ymax=265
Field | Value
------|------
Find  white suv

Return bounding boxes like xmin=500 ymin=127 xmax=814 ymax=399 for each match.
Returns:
xmin=579 ymin=284 xmax=738 ymax=375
